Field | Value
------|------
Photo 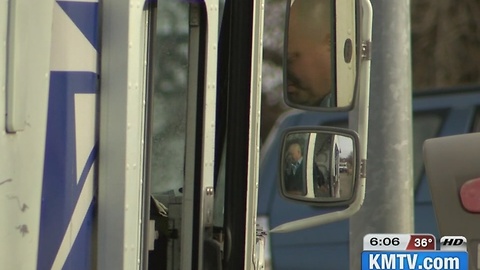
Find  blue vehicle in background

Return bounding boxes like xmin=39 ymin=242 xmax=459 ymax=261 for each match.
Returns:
xmin=258 ymin=86 xmax=480 ymax=270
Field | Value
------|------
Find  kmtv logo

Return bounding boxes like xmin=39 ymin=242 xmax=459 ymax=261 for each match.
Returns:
xmin=440 ymin=236 xmax=467 ymax=251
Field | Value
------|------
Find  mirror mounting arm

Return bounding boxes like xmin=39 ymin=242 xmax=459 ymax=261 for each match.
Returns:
xmin=270 ymin=189 xmax=365 ymax=233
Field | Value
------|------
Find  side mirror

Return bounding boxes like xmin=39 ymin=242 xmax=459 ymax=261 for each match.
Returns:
xmin=271 ymin=0 xmax=372 ymax=233
xmin=284 ymin=0 xmax=358 ymax=110
xmin=280 ymin=127 xmax=360 ymax=206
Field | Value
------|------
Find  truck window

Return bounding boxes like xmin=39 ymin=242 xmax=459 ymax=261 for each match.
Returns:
xmin=412 ymin=111 xmax=445 ymax=187
xmin=147 ymin=4 xmax=190 ymax=267
xmin=151 ymin=1 xmax=189 ymax=197
xmin=473 ymin=107 xmax=480 ymax=132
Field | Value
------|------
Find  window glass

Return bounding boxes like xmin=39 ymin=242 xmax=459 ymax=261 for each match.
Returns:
xmin=151 ymin=1 xmax=189 ymax=197
xmin=412 ymin=112 xmax=444 ymax=187
xmin=472 ymin=107 xmax=480 ymax=132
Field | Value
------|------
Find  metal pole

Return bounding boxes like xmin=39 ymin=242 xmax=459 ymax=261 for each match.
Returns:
xmin=349 ymin=0 xmax=414 ymax=269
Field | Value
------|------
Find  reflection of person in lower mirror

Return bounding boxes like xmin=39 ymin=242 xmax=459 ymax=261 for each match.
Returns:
xmin=314 ymin=151 xmax=330 ymax=197
xmin=314 ymin=164 xmax=330 ymax=197
xmin=284 ymin=141 xmax=307 ymax=196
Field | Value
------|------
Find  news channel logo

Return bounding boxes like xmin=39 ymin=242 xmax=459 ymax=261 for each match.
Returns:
xmin=361 ymin=234 xmax=469 ymax=270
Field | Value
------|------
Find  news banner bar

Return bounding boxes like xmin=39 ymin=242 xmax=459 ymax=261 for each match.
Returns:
xmin=361 ymin=234 xmax=468 ymax=270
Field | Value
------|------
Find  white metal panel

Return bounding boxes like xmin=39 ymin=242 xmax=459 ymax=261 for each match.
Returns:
xmin=5 ymin=0 xmax=27 ymax=132
xmin=98 ymin=0 xmax=148 ymax=269
xmin=51 ymin=166 xmax=95 ymax=269
xmin=197 ymin=1 xmax=219 ymax=267
xmin=0 ymin=0 xmax=7 ymax=101
xmin=125 ymin=5 xmax=149 ymax=268
xmin=38 ymin=2 xmax=99 ymax=269
xmin=244 ymin=0 xmax=265 ymax=268
xmin=180 ymin=0 xmax=219 ymax=268
xmin=74 ymin=94 xmax=97 ymax=184
xmin=0 ymin=0 xmax=54 ymax=268
xmin=50 ymin=3 xmax=97 ymax=73
xmin=6 ymin=0 xmax=61 ymax=132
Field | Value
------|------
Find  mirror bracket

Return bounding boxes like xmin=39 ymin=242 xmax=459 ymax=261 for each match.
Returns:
xmin=361 ymin=40 xmax=372 ymax=60
xmin=360 ymin=158 xmax=367 ymax=178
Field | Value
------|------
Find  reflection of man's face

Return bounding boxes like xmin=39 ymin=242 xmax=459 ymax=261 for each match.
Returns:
xmin=287 ymin=1 xmax=331 ymax=106
xmin=287 ymin=144 xmax=302 ymax=162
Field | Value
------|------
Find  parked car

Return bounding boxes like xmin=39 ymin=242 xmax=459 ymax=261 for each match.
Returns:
xmin=258 ymin=85 xmax=480 ymax=269
xmin=338 ymin=162 xmax=348 ymax=173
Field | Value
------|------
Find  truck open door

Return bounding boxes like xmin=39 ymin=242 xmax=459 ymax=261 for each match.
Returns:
xmin=424 ymin=133 xmax=480 ymax=269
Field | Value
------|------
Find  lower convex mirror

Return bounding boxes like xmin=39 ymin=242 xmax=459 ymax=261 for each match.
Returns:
xmin=280 ymin=127 xmax=360 ymax=206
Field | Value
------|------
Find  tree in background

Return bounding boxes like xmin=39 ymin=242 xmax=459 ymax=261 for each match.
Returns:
xmin=411 ymin=0 xmax=480 ymax=89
